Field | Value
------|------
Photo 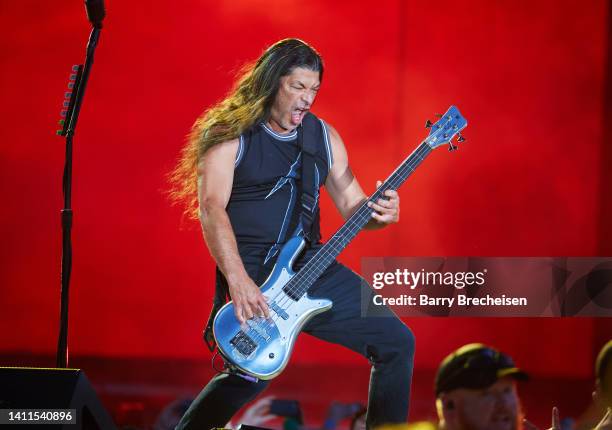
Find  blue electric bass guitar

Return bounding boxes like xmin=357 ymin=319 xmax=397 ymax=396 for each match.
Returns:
xmin=213 ymin=106 xmax=468 ymax=380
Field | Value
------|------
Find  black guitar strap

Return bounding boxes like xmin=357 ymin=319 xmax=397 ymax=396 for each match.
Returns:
xmin=297 ymin=114 xmax=321 ymax=244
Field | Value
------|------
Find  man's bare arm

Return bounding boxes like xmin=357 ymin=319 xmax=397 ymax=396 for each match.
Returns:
xmin=324 ymin=124 xmax=400 ymax=230
xmin=198 ymin=138 xmax=269 ymax=323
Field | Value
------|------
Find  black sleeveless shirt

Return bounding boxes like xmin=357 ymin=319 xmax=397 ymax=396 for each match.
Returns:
xmin=226 ymin=113 xmax=333 ymax=267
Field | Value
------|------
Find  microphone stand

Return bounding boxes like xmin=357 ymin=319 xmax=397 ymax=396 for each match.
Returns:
xmin=55 ymin=26 xmax=102 ymax=368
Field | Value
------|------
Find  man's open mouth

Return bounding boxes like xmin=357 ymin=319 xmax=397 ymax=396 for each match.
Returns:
xmin=291 ymin=107 xmax=309 ymax=125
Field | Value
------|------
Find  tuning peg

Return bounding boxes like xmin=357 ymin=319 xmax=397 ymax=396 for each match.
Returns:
xmin=448 ymin=143 xmax=458 ymax=152
xmin=457 ymin=134 xmax=466 ymax=143
xmin=425 ymin=119 xmax=433 ymax=128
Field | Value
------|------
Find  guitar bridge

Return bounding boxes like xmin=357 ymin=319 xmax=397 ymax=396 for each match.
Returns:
xmin=269 ymin=301 xmax=289 ymax=320
xmin=246 ymin=319 xmax=271 ymax=341
xmin=230 ymin=330 xmax=257 ymax=356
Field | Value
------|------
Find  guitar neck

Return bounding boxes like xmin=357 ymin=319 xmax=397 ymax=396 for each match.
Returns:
xmin=289 ymin=140 xmax=434 ymax=295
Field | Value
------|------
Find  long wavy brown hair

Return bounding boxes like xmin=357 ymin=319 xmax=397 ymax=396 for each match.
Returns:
xmin=168 ymin=38 xmax=324 ymax=220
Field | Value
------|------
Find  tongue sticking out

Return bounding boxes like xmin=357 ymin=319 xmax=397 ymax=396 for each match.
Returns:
xmin=291 ymin=109 xmax=302 ymax=125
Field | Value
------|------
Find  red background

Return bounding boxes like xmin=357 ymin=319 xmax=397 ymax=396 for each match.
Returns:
xmin=1 ymin=0 xmax=611 ymax=423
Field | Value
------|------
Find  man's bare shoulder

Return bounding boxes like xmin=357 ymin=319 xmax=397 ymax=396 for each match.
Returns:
xmin=207 ymin=137 xmax=240 ymax=154
xmin=320 ymin=120 xmax=342 ymax=143
xmin=319 ymin=120 xmax=348 ymax=168
xmin=197 ymin=137 xmax=240 ymax=176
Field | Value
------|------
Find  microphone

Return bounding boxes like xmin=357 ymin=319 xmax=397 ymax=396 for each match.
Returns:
xmin=84 ymin=0 xmax=106 ymax=28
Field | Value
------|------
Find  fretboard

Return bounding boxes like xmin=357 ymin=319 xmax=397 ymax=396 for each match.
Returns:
xmin=284 ymin=140 xmax=433 ymax=298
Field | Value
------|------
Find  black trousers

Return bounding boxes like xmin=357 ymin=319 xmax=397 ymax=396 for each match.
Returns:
xmin=176 ymin=261 xmax=415 ymax=430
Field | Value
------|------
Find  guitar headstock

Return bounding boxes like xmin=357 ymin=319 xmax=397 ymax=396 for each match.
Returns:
xmin=424 ymin=105 xmax=468 ymax=151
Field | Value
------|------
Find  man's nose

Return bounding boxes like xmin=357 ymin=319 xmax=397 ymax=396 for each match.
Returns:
xmin=302 ymin=90 xmax=315 ymax=105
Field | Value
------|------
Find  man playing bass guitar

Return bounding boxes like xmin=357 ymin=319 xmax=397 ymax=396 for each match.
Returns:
xmin=169 ymin=38 xmax=415 ymax=430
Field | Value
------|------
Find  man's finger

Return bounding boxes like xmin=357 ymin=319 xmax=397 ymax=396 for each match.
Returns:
xmin=368 ymin=201 xmax=392 ymax=214
xmin=259 ymin=297 xmax=270 ymax=318
xmin=552 ymin=407 xmax=560 ymax=430
xmin=256 ymin=299 xmax=268 ymax=318
xmin=372 ymin=207 xmax=390 ymax=219
xmin=371 ymin=211 xmax=390 ymax=223
xmin=376 ymin=199 xmax=391 ymax=208
xmin=235 ymin=305 xmax=245 ymax=324
xmin=244 ymin=303 xmax=255 ymax=320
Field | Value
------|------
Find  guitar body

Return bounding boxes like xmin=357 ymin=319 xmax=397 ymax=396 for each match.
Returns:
xmin=213 ymin=235 xmax=333 ymax=380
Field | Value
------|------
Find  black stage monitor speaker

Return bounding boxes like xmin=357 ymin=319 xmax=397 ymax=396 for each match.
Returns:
xmin=0 ymin=367 xmax=117 ymax=429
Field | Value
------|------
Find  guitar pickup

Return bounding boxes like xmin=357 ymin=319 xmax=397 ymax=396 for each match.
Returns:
xmin=230 ymin=331 xmax=257 ymax=356
xmin=246 ymin=319 xmax=271 ymax=341
xmin=269 ymin=301 xmax=289 ymax=320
